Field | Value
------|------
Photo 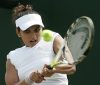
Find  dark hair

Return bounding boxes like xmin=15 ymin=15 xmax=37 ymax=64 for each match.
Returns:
xmin=12 ymin=4 xmax=39 ymax=22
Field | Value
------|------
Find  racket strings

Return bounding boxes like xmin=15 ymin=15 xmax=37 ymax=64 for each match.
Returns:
xmin=67 ymin=16 xmax=94 ymax=65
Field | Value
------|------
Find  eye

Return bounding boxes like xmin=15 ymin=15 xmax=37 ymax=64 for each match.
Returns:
xmin=24 ymin=29 xmax=30 ymax=33
xmin=34 ymin=28 xmax=40 ymax=33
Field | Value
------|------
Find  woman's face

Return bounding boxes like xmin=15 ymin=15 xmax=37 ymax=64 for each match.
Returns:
xmin=17 ymin=25 xmax=42 ymax=47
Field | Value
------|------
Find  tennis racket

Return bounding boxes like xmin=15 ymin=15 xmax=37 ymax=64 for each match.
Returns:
xmin=48 ymin=16 xmax=95 ymax=69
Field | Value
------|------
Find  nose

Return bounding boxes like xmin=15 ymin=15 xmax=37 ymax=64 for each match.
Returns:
xmin=31 ymin=32 xmax=37 ymax=41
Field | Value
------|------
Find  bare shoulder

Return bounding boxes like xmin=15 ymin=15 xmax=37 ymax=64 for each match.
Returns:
xmin=5 ymin=59 xmax=19 ymax=85
xmin=53 ymin=35 xmax=63 ymax=54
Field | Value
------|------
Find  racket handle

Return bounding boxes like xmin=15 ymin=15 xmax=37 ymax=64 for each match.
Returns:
xmin=47 ymin=65 xmax=53 ymax=70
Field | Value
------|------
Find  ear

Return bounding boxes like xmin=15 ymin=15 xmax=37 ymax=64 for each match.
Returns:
xmin=16 ymin=28 xmax=21 ymax=37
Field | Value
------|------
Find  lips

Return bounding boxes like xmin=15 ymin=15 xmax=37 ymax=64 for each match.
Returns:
xmin=30 ymin=40 xmax=34 ymax=42
xmin=29 ymin=40 xmax=37 ymax=46
xmin=30 ymin=40 xmax=35 ymax=44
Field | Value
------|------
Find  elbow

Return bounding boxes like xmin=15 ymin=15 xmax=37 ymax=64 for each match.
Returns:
xmin=67 ymin=65 xmax=76 ymax=75
xmin=71 ymin=65 xmax=76 ymax=75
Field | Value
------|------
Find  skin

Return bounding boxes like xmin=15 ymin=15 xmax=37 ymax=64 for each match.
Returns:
xmin=5 ymin=25 xmax=76 ymax=85
xmin=16 ymin=25 xmax=42 ymax=47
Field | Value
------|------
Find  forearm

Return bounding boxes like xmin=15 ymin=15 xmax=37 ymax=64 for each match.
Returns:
xmin=53 ymin=64 xmax=76 ymax=75
xmin=15 ymin=78 xmax=33 ymax=85
xmin=15 ymin=80 xmax=28 ymax=85
xmin=6 ymin=80 xmax=29 ymax=85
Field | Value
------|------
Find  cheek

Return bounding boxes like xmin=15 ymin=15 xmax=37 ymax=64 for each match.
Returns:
xmin=21 ymin=33 xmax=30 ymax=39
xmin=34 ymin=32 xmax=41 ymax=38
xmin=21 ymin=35 xmax=30 ymax=43
xmin=38 ymin=33 xmax=41 ymax=36
xmin=37 ymin=33 xmax=42 ymax=39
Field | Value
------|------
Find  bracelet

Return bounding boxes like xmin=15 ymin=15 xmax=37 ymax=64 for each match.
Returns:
xmin=25 ymin=77 xmax=33 ymax=85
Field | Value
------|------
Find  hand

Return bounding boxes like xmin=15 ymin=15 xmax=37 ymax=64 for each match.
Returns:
xmin=29 ymin=71 xmax=45 ymax=83
xmin=41 ymin=64 xmax=55 ymax=77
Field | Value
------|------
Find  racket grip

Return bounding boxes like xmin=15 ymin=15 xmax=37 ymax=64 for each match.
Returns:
xmin=47 ymin=65 xmax=53 ymax=70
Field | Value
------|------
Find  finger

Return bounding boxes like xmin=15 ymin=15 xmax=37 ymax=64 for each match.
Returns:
xmin=36 ymin=71 xmax=45 ymax=80
xmin=32 ymin=72 xmax=39 ymax=81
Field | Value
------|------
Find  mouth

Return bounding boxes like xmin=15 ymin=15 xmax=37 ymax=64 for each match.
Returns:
xmin=30 ymin=40 xmax=34 ymax=42
xmin=29 ymin=40 xmax=37 ymax=46
xmin=30 ymin=40 xmax=35 ymax=43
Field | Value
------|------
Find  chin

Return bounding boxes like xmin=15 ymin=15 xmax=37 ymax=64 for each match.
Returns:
xmin=29 ymin=43 xmax=37 ymax=47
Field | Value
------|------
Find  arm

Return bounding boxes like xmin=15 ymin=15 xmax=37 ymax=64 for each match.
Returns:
xmin=5 ymin=59 xmax=29 ymax=85
xmin=42 ymin=35 xmax=76 ymax=76
xmin=5 ymin=59 xmax=45 ymax=85
xmin=53 ymin=35 xmax=76 ymax=75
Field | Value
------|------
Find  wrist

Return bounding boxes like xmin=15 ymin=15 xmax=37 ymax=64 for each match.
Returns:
xmin=52 ymin=67 xmax=58 ymax=73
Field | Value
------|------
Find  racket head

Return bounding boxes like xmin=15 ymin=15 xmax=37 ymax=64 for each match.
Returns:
xmin=66 ymin=16 xmax=95 ymax=65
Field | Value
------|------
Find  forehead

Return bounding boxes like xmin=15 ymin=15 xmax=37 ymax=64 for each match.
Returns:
xmin=26 ymin=25 xmax=41 ymax=30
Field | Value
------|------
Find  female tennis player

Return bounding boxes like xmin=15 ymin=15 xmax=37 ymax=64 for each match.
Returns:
xmin=5 ymin=4 xmax=76 ymax=85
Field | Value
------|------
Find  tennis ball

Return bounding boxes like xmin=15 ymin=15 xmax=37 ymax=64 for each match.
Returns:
xmin=42 ymin=29 xmax=53 ymax=42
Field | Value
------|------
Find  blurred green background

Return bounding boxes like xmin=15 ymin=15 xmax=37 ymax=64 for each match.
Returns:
xmin=0 ymin=0 xmax=100 ymax=85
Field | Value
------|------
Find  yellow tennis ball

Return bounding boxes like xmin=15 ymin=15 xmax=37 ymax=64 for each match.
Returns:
xmin=42 ymin=29 xmax=53 ymax=42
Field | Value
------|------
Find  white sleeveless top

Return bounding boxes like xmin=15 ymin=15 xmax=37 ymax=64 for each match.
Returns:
xmin=7 ymin=32 xmax=68 ymax=85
